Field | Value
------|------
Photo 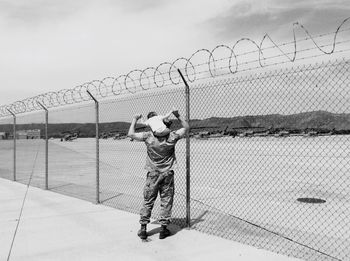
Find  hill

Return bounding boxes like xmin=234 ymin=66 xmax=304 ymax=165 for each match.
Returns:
xmin=1 ymin=111 xmax=350 ymax=138
xmin=191 ymin=111 xmax=350 ymax=132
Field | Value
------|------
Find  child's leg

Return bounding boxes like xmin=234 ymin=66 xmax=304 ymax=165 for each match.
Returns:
xmin=154 ymin=128 xmax=171 ymax=137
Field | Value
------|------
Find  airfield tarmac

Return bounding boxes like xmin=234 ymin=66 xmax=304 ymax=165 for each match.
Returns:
xmin=0 ymin=136 xmax=349 ymax=260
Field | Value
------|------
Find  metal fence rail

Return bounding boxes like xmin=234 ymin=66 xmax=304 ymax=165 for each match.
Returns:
xmin=1 ymin=61 xmax=350 ymax=260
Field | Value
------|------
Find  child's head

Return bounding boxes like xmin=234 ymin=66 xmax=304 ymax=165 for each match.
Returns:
xmin=147 ymin=111 xmax=157 ymax=119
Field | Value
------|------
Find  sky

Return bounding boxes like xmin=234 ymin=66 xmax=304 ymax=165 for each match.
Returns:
xmin=0 ymin=0 xmax=350 ymax=107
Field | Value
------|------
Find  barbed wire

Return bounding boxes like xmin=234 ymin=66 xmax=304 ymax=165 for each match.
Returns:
xmin=1 ymin=17 xmax=349 ymax=117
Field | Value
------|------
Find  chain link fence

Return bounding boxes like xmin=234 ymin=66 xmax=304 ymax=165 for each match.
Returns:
xmin=0 ymin=59 xmax=350 ymax=261
xmin=186 ymin=59 xmax=350 ymax=261
xmin=0 ymin=116 xmax=13 ymax=181
xmin=98 ymin=88 xmax=188 ymax=224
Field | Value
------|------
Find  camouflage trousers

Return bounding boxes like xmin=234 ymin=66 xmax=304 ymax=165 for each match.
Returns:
xmin=139 ymin=170 xmax=174 ymax=226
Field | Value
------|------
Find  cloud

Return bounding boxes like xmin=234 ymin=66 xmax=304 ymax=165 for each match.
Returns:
xmin=205 ymin=0 xmax=350 ymax=42
xmin=114 ymin=0 xmax=167 ymax=12
xmin=0 ymin=0 xmax=218 ymax=105
xmin=0 ymin=0 xmax=168 ymax=27
xmin=2 ymin=0 xmax=348 ymax=107
xmin=0 ymin=0 xmax=91 ymax=26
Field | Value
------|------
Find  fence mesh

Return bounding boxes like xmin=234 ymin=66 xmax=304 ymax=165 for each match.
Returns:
xmin=0 ymin=59 xmax=349 ymax=261
xmin=46 ymin=105 xmax=97 ymax=202
xmin=15 ymin=113 xmax=45 ymax=189
xmin=186 ymin=59 xmax=350 ymax=261
xmin=99 ymin=88 xmax=187 ymax=226
xmin=0 ymin=117 xmax=13 ymax=180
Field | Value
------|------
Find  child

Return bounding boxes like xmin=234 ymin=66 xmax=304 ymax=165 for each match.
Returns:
xmin=140 ymin=108 xmax=177 ymax=137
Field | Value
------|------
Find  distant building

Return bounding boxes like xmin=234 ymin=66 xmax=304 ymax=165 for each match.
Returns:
xmin=16 ymin=130 xmax=27 ymax=139
xmin=0 ymin=132 xmax=8 ymax=140
xmin=194 ymin=131 xmax=209 ymax=139
xmin=239 ymin=130 xmax=254 ymax=137
xmin=27 ymin=129 xmax=41 ymax=139
xmin=274 ymin=130 xmax=290 ymax=137
xmin=16 ymin=129 xmax=41 ymax=139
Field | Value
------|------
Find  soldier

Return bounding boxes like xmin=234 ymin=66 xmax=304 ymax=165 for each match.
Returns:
xmin=127 ymin=109 xmax=189 ymax=240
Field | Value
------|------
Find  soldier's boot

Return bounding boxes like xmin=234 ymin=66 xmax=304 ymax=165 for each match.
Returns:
xmin=159 ymin=225 xmax=171 ymax=239
xmin=138 ymin=224 xmax=147 ymax=240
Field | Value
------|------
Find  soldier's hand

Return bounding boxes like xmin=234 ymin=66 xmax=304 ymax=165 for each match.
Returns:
xmin=134 ymin=114 xmax=142 ymax=120
xmin=172 ymin=110 xmax=180 ymax=118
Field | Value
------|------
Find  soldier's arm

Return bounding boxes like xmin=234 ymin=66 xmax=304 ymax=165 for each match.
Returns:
xmin=127 ymin=114 xmax=146 ymax=141
xmin=173 ymin=111 xmax=189 ymax=138
xmin=160 ymin=107 xmax=177 ymax=121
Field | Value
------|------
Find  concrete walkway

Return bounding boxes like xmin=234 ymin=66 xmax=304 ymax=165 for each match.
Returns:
xmin=0 ymin=178 xmax=301 ymax=261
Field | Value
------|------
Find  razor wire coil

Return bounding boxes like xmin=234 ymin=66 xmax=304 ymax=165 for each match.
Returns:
xmin=1 ymin=17 xmax=350 ymax=117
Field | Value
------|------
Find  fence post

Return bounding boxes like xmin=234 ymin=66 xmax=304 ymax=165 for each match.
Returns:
xmin=87 ymin=91 xmax=100 ymax=204
xmin=7 ymin=109 xmax=16 ymax=182
xmin=38 ymin=102 xmax=49 ymax=190
xmin=178 ymin=69 xmax=191 ymax=228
